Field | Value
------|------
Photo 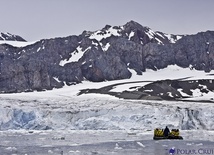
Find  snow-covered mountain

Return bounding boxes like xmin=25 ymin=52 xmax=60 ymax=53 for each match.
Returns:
xmin=85 ymin=20 xmax=182 ymax=45
xmin=0 ymin=21 xmax=214 ymax=97
xmin=0 ymin=32 xmax=26 ymax=42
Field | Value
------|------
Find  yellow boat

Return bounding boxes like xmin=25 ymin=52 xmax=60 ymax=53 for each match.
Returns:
xmin=153 ymin=128 xmax=183 ymax=140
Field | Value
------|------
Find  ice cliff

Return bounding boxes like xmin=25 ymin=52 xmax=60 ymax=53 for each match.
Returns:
xmin=0 ymin=97 xmax=213 ymax=131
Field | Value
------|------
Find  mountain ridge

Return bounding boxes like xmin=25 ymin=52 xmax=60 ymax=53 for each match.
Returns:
xmin=0 ymin=21 xmax=214 ymax=93
xmin=0 ymin=32 xmax=26 ymax=42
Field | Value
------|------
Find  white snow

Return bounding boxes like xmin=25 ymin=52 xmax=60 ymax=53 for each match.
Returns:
xmin=110 ymin=82 xmax=149 ymax=92
xmin=0 ymin=40 xmax=36 ymax=47
xmin=167 ymin=92 xmax=173 ymax=97
xmin=177 ymin=89 xmax=189 ymax=97
xmin=165 ymin=34 xmax=176 ymax=43
xmin=155 ymin=37 xmax=163 ymax=44
xmin=82 ymin=61 xmax=86 ymax=65
xmin=144 ymin=89 xmax=153 ymax=92
xmin=89 ymin=26 xmax=122 ymax=41
xmin=37 ymin=47 xmax=41 ymax=52
xmin=128 ymin=31 xmax=135 ymax=40
xmin=176 ymin=35 xmax=182 ymax=40
xmin=165 ymin=34 xmax=182 ymax=43
xmin=144 ymin=29 xmax=165 ymax=44
xmin=145 ymin=29 xmax=155 ymax=40
xmin=190 ymin=88 xmax=202 ymax=97
xmin=102 ymin=43 xmax=110 ymax=51
xmin=53 ymin=77 xmax=61 ymax=83
xmin=156 ymin=32 xmax=165 ymax=39
xmin=143 ymin=65 xmax=214 ymax=81
xmin=184 ymin=91 xmax=214 ymax=101
xmin=92 ymin=40 xmax=99 ymax=46
xmin=59 ymin=46 xmax=91 ymax=66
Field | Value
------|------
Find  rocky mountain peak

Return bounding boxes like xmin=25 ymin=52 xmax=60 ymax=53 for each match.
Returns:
xmin=0 ymin=32 xmax=26 ymax=42
xmin=122 ymin=20 xmax=182 ymax=45
xmin=124 ymin=20 xmax=146 ymax=30
xmin=81 ymin=20 xmax=182 ymax=47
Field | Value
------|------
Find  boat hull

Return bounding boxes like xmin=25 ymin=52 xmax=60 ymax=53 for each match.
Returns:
xmin=153 ymin=135 xmax=183 ymax=140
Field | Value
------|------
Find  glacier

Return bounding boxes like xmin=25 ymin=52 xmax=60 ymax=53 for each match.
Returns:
xmin=0 ymin=96 xmax=214 ymax=131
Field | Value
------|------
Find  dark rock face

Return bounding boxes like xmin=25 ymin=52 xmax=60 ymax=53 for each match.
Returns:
xmin=80 ymin=47 xmax=131 ymax=82
xmin=0 ymin=32 xmax=26 ymax=41
xmin=142 ymin=31 xmax=214 ymax=72
xmin=174 ymin=32 xmax=214 ymax=72
xmin=0 ymin=21 xmax=214 ymax=93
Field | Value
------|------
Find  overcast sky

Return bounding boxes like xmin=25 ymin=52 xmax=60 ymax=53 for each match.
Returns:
xmin=0 ymin=0 xmax=214 ymax=41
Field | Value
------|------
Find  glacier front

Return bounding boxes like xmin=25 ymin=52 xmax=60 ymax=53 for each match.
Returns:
xmin=0 ymin=96 xmax=213 ymax=131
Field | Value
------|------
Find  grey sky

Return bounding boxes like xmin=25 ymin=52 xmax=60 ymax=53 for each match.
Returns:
xmin=0 ymin=0 xmax=214 ymax=41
